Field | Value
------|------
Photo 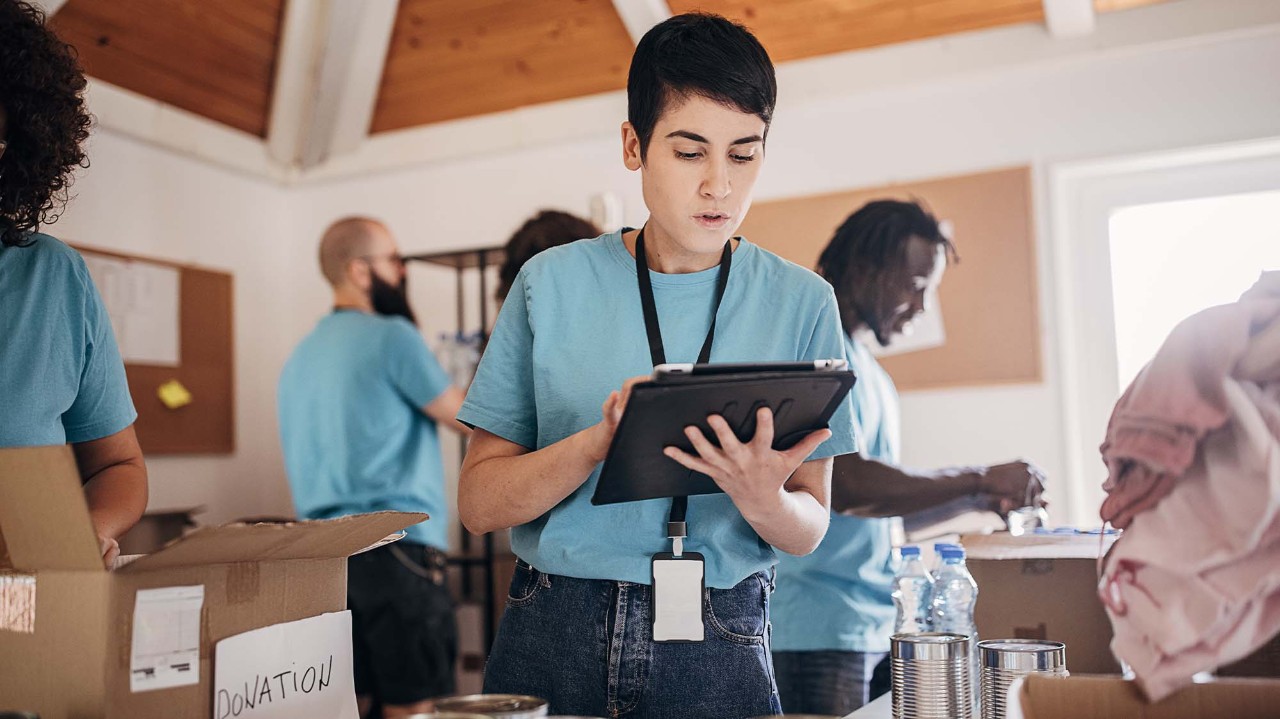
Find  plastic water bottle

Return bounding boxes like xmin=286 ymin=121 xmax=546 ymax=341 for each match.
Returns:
xmin=930 ymin=541 xmax=958 ymax=574
xmin=930 ymin=544 xmax=979 ymax=711
xmin=892 ymin=546 xmax=934 ymax=634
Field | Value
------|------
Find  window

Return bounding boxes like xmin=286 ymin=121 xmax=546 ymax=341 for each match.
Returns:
xmin=1108 ymin=190 xmax=1280 ymax=388
xmin=1050 ymin=138 xmax=1280 ymax=525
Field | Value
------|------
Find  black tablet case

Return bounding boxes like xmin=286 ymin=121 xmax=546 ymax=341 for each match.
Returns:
xmin=591 ymin=368 xmax=856 ymax=505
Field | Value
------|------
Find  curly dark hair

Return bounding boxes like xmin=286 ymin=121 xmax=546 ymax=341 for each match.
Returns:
xmin=0 ymin=0 xmax=92 ymax=247
xmin=497 ymin=210 xmax=600 ymax=300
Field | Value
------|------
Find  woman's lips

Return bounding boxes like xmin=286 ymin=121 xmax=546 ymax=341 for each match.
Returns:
xmin=693 ymin=213 xmax=730 ymax=229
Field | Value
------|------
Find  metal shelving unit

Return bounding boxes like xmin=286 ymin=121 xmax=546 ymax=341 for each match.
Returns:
xmin=405 ymin=245 xmax=507 ymax=653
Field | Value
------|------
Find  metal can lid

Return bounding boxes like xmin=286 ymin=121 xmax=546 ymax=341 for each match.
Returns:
xmin=978 ymin=639 xmax=1067 ymax=671
xmin=978 ymin=639 xmax=1065 ymax=653
xmin=891 ymin=632 xmax=971 ymax=661
xmin=434 ymin=694 xmax=549 ymax=715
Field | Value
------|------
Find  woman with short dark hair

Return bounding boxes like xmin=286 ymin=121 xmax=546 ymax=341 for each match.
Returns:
xmin=458 ymin=13 xmax=856 ymax=718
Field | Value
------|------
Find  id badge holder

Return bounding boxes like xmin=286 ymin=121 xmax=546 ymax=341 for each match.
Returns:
xmin=652 ymin=535 xmax=705 ymax=642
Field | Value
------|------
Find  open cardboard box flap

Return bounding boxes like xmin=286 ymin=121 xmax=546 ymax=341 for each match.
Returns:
xmin=119 ymin=510 xmax=427 ymax=572
xmin=0 ymin=445 xmax=104 ymax=571
xmin=961 ymin=530 xmax=1117 ymax=560
xmin=1012 ymin=674 xmax=1280 ymax=719
xmin=0 ymin=444 xmax=427 ymax=574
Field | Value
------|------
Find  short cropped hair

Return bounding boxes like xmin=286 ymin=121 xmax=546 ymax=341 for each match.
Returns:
xmin=627 ymin=13 xmax=776 ymax=158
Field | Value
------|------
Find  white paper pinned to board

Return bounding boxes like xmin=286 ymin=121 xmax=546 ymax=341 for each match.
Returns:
xmin=131 ymin=585 xmax=204 ymax=692
xmin=214 ymin=610 xmax=358 ymax=719
xmin=82 ymin=252 xmax=180 ymax=366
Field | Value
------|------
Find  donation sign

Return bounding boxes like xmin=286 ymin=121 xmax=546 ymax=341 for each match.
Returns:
xmin=213 ymin=611 xmax=358 ymax=719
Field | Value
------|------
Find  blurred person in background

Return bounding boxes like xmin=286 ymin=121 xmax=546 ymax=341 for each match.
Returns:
xmin=771 ymin=199 xmax=1047 ymax=715
xmin=278 ymin=217 xmax=469 ymax=718
xmin=496 ymin=209 xmax=600 ymax=303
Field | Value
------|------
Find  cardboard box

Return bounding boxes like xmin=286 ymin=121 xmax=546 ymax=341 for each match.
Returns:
xmin=0 ymin=445 xmax=424 ymax=719
xmin=960 ymin=531 xmax=1122 ymax=674
xmin=1009 ymin=674 xmax=1280 ymax=719
xmin=117 ymin=506 xmax=203 ymax=555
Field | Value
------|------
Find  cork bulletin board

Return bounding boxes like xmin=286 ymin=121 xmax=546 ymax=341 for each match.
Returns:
xmin=74 ymin=244 xmax=234 ymax=454
xmin=738 ymin=166 xmax=1041 ymax=391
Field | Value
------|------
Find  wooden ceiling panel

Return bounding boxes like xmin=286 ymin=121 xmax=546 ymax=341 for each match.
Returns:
xmin=665 ymin=0 xmax=1047 ymax=64
xmin=50 ymin=0 xmax=285 ymax=137
xmin=371 ymin=0 xmax=635 ymax=133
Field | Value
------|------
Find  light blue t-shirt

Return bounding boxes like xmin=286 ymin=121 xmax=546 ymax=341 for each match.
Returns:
xmin=0 ymin=234 xmax=136 ymax=447
xmin=278 ymin=311 xmax=452 ymax=548
xmin=771 ymin=334 xmax=902 ymax=652
xmin=457 ymin=230 xmax=857 ymax=589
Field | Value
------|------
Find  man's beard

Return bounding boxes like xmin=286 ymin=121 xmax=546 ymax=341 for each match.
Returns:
xmin=370 ymin=273 xmax=417 ymax=325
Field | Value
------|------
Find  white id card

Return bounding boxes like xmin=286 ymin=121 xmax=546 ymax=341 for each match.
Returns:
xmin=652 ymin=552 xmax=705 ymax=642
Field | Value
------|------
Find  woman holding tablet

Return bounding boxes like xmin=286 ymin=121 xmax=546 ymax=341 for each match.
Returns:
xmin=457 ymin=13 xmax=855 ymax=718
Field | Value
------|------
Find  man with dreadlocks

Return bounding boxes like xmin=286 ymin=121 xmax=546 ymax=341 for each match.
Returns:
xmin=769 ymin=199 xmax=1048 ymax=715
xmin=0 ymin=0 xmax=146 ymax=567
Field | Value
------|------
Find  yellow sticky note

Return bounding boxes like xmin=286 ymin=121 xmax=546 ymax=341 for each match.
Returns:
xmin=157 ymin=379 xmax=193 ymax=410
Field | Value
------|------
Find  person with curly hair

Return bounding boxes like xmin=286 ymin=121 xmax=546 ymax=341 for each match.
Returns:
xmin=0 ymin=0 xmax=146 ymax=566
xmin=496 ymin=209 xmax=600 ymax=302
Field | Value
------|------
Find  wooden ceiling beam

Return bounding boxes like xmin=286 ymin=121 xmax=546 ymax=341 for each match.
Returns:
xmin=1044 ymin=0 xmax=1097 ymax=37
xmin=611 ymin=0 xmax=672 ymax=46
xmin=268 ymin=0 xmax=399 ymax=169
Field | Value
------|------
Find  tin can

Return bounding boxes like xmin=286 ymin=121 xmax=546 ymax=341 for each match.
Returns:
xmin=433 ymin=694 xmax=549 ymax=718
xmin=891 ymin=632 xmax=973 ymax=719
xmin=978 ymin=639 xmax=1068 ymax=719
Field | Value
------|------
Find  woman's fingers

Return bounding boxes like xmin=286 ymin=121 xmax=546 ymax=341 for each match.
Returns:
xmin=684 ymin=423 xmax=723 ymax=463
xmin=749 ymin=407 xmax=776 ymax=450
xmin=781 ymin=428 xmax=832 ymax=465
xmin=664 ymin=445 xmax=718 ymax=476
xmin=706 ymin=414 xmax=746 ymax=458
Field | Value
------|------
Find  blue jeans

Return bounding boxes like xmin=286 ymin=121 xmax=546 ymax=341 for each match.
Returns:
xmin=483 ymin=560 xmax=783 ymax=718
xmin=772 ymin=649 xmax=888 ymax=715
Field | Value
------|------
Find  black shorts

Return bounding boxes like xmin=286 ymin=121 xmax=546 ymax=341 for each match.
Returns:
xmin=348 ymin=541 xmax=458 ymax=705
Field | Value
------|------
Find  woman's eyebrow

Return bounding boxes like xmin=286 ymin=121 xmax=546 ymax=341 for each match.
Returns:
xmin=664 ymin=130 xmax=763 ymax=146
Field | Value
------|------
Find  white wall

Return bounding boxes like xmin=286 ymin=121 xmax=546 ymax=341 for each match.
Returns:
xmin=294 ymin=25 xmax=1280 ymax=527
xmin=53 ymin=130 xmax=298 ymax=526
xmin=55 ymin=14 xmax=1280 ymax=533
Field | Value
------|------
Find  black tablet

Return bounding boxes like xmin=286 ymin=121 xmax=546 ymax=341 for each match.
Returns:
xmin=591 ymin=360 xmax=856 ymax=506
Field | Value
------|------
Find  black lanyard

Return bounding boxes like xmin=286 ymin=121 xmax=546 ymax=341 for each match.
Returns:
xmin=634 ymin=226 xmax=733 ymax=543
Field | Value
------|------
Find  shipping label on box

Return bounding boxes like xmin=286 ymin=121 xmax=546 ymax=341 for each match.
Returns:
xmin=214 ymin=610 xmax=358 ymax=719
xmin=131 ymin=585 xmax=205 ymax=692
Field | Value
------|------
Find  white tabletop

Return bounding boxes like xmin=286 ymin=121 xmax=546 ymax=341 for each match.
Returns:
xmin=843 ymin=691 xmax=892 ymax=718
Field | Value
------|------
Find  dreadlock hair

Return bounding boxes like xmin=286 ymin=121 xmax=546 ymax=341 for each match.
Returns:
xmin=816 ymin=199 xmax=959 ymax=334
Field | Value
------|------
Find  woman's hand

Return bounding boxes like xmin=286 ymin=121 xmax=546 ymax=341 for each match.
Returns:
xmin=99 ymin=534 xmax=121 ymax=567
xmin=664 ymin=407 xmax=832 ymax=516
xmin=583 ymin=375 xmax=651 ymax=464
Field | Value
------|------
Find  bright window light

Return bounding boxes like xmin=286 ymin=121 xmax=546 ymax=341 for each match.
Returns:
xmin=1108 ymin=190 xmax=1280 ymax=388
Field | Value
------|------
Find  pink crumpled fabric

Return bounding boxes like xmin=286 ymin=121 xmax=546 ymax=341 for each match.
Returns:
xmin=1099 ymin=272 xmax=1280 ymax=528
xmin=1097 ymin=272 xmax=1280 ymax=701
